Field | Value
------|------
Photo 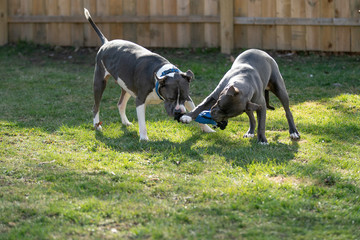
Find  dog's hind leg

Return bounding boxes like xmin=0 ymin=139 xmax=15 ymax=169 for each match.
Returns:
xmin=265 ymin=90 xmax=275 ymax=110
xmin=118 ymin=89 xmax=132 ymax=126
xmin=93 ymin=64 xmax=110 ymax=130
xmin=271 ymin=74 xmax=300 ymax=140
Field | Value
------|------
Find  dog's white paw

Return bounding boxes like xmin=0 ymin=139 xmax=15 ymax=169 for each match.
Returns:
xmin=243 ymin=133 xmax=255 ymax=138
xmin=94 ymin=122 xmax=103 ymax=131
xmin=290 ymin=132 xmax=300 ymax=140
xmin=180 ymin=115 xmax=192 ymax=124
xmin=200 ymin=124 xmax=216 ymax=133
xmin=259 ymin=141 xmax=269 ymax=145
xmin=122 ymin=120 xmax=133 ymax=126
xmin=139 ymin=135 xmax=149 ymax=141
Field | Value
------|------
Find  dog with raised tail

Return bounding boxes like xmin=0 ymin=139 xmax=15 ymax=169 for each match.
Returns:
xmin=84 ymin=8 xmax=213 ymax=141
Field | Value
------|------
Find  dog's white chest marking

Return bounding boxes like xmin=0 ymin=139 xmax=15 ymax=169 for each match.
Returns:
xmin=145 ymin=89 xmax=163 ymax=105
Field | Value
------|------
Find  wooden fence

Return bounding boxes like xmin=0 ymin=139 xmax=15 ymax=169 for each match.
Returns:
xmin=1 ymin=0 xmax=360 ymax=53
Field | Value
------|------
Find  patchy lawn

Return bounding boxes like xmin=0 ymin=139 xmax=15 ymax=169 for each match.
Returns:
xmin=1 ymin=42 xmax=359 ymax=239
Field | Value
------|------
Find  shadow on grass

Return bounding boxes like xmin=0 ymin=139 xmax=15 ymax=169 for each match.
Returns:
xmin=94 ymin=123 xmax=300 ymax=170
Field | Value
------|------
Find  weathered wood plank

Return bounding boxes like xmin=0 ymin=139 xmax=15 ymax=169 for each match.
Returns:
xmin=276 ymin=0 xmax=291 ymax=50
xmin=177 ymin=0 xmax=191 ymax=47
xmin=220 ymin=0 xmax=233 ymax=53
xmin=291 ymin=0 xmax=306 ymax=50
xmin=234 ymin=0 xmax=248 ymax=48
xmin=305 ymin=0 xmax=321 ymax=51
xmin=0 ymin=0 xmax=8 ymax=45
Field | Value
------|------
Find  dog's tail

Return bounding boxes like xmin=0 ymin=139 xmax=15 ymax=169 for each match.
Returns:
xmin=84 ymin=8 xmax=108 ymax=45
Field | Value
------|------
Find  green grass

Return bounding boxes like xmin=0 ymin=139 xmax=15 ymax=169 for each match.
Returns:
xmin=1 ymin=42 xmax=359 ymax=239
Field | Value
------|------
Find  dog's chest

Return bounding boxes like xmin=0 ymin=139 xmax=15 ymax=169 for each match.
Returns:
xmin=145 ymin=88 xmax=163 ymax=105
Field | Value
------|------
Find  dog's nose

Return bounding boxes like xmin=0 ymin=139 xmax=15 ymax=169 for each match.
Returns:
xmin=174 ymin=108 xmax=182 ymax=114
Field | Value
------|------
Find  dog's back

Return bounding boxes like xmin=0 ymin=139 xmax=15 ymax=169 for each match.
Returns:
xmin=232 ymin=49 xmax=282 ymax=86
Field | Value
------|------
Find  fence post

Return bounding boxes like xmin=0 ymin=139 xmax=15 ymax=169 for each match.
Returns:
xmin=0 ymin=0 xmax=8 ymax=45
xmin=220 ymin=0 xmax=234 ymax=54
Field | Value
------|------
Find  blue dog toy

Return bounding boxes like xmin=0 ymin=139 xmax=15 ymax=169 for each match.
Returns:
xmin=174 ymin=110 xmax=228 ymax=130
xmin=195 ymin=110 xmax=217 ymax=125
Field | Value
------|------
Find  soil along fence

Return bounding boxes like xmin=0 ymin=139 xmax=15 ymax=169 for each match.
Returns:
xmin=1 ymin=0 xmax=360 ymax=53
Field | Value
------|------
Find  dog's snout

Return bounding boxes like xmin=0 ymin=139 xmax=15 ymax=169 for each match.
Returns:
xmin=174 ymin=108 xmax=182 ymax=114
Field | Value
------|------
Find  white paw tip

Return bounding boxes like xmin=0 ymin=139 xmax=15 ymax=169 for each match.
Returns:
xmin=122 ymin=121 xmax=133 ymax=126
xmin=290 ymin=133 xmax=300 ymax=140
xmin=243 ymin=133 xmax=255 ymax=138
xmin=139 ymin=135 xmax=149 ymax=141
xmin=94 ymin=122 xmax=103 ymax=131
xmin=259 ymin=141 xmax=269 ymax=145
xmin=180 ymin=115 xmax=192 ymax=124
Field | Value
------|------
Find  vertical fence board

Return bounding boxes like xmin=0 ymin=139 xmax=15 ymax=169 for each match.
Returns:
xmin=262 ymin=0 xmax=276 ymax=50
xmin=58 ymin=0 xmax=71 ymax=46
xmin=305 ymin=0 xmax=321 ymax=51
xmin=320 ymin=0 xmax=335 ymax=51
xmin=234 ymin=0 xmax=248 ymax=49
xmin=177 ymin=0 xmax=190 ymax=47
xmin=109 ymin=0 xmax=123 ymax=41
xmin=122 ymin=0 xmax=137 ymax=43
xmin=204 ymin=0 xmax=219 ymax=47
xmin=190 ymin=0 xmax=205 ymax=48
xmin=136 ymin=0 xmax=149 ymax=46
xmin=46 ymin=0 xmax=59 ymax=45
xmin=71 ymin=0 xmax=84 ymax=47
xmin=163 ymin=0 xmax=177 ymax=47
xmin=247 ymin=0 xmax=262 ymax=49
xmin=350 ymin=0 xmax=360 ymax=52
xmin=276 ymin=0 xmax=291 ymax=50
xmin=291 ymin=0 xmax=306 ymax=50
xmin=8 ymin=0 xmax=21 ymax=42
xmin=97 ymin=0 xmax=111 ymax=42
xmin=149 ymin=0 xmax=163 ymax=47
xmin=32 ymin=0 xmax=46 ymax=44
xmin=220 ymin=0 xmax=233 ymax=53
xmin=0 ymin=0 xmax=8 ymax=45
xmin=335 ymin=0 xmax=351 ymax=52
xmin=21 ymin=0 xmax=33 ymax=41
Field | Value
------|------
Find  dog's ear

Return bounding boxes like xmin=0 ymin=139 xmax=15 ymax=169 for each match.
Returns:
xmin=181 ymin=70 xmax=194 ymax=82
xmin=226 ymin=85 xmax=240 ymax=96
xmin=246 ymin=101 xmax=262 ymax=111
xmin=154 ymin=72 xmax=168 ymax=86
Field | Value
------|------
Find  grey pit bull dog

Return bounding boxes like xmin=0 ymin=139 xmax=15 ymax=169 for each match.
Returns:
xmin=180 ymin=49 xmax=300 ymax=144
xmin=84 ymin=9 xmax=213 ymax=140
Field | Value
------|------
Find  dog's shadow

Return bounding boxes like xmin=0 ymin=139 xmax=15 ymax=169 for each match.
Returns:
xmin=95 ymin=123 xmax=299 ymax=169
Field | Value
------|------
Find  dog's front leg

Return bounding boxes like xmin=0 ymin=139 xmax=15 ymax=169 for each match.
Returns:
xmin=243 ymin=111 xmax=256 ymax=138
xmin=136 ymin=104 xmax=148 ymax=141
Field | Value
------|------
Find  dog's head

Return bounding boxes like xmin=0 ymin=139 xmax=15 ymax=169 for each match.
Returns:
xmin=210 ymin=85 xmax=261 ymax=122
xmin=155 ymin=70 xmax=194 ymax=117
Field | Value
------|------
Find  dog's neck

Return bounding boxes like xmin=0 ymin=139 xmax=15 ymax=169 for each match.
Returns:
xmin=155 ymin=64 xmax=180 ymax=100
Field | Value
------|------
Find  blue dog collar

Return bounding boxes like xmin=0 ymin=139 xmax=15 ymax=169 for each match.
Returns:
xmin=160 ymin=68 xmax=180 ymax=77
xmin=155 ymin=81 xmax=165 ymax=101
